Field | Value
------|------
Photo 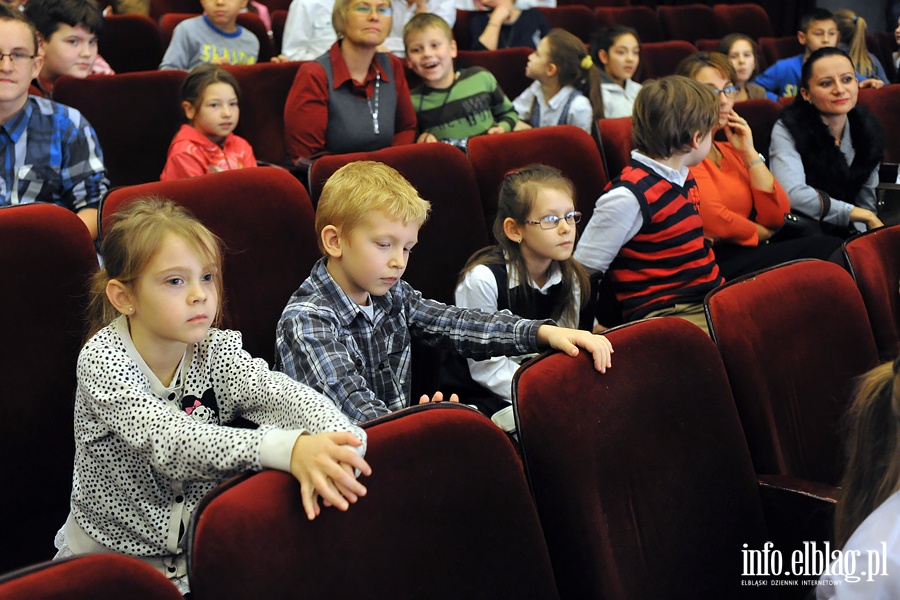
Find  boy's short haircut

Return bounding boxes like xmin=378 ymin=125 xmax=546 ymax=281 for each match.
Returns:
xmin=631 ymin=75 xmax=717 ymax=160
xmin=798 ymin=8 xmax=834 ymax=35
xmin=0 ymin=4 xmax=39 ymax=52
xmin=315 ymin=161 xmax=431 ymax=253
xmin=25 ymin=0 xmax=104 ymax=39
xmin=403 ymin=13 xmax=453 ymax=49
xmin=675 ymin=51 xmax=737 ymax=88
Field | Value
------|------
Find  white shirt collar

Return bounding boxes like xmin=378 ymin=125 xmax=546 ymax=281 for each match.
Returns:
xmin=630 ymin=149 xmax=690 ymax=187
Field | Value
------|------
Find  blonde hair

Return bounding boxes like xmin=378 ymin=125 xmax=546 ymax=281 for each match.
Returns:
xmin=87 ymin=198 xmax=224 ymax=341
xmin=833 ymin=9 xmax=876 ymax=79
xmin=459 ymin=164 xmax=588 ymax=326
xmin=315 ymin=161 xmax=431 ymax=253
xmin=631 ymin=76 xmax=717 ymax=160
xmin=333 ymin=0 xmax=392 ymax=38
xmin=403 ymin=12 xmax=452 ymax=49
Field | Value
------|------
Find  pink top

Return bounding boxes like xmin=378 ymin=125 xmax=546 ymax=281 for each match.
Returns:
xmin=690 ymin=141 xmax=790 ymax=246
xmin=160 ymin=124 xmax=258 ymax=181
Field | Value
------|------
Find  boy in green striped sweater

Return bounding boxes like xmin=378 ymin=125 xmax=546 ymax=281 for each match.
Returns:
xmin=403 ymin=13 xmax=518 ymax=151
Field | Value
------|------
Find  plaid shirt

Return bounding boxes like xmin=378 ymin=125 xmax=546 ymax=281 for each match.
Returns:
xmin=0 ymin=96 xmax=108 ymax=210
xmin=275 ymin=258 xmax=546 ymax=424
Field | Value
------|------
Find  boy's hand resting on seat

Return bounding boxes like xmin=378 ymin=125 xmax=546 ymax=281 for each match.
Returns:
xmin=537 ymin=325 xmax=614 ymax=373
xmin=290 ymin=431 xmax=372 ymax=520
xmin=418 ymin=390 xmax=460 ymax=404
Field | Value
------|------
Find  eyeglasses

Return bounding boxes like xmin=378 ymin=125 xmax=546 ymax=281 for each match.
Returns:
xmin=350 ymin=4 xmax=393 ymax=16
xmin=709 ymin=85 xmax=738 ymax=98
xmin=0 ymin=51 xmax=35 ymax=66
xmin=524 ymin=211 xmax=582 ymax=230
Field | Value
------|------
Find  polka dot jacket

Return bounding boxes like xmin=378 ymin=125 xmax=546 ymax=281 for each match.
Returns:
xmin=68 ymin=316 xmax=366 ymax=559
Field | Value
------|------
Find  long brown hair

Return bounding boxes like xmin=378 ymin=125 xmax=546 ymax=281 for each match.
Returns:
xmin=458 ymin=164 xmax=589 ymax=327
xmin=86 ymin=198 xmax=224 ymax=342
xmin=834 ymin=357 xmax=900 ymax=548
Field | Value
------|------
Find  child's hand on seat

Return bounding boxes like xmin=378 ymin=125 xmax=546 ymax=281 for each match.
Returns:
xmin=290 ymin=431 xmax=371 ymax=520
xmin=418 ymin=391 xmax=460 ymax=404
xmin=537 ymin=325 xmax=614 ymax=373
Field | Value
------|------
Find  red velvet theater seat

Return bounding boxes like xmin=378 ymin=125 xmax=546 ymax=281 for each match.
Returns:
xmin=99 ymin=168 xmax=318 ymax=367
xmin=0 ymin=555 xmax=183 ymax=600
xmin=638 ymin=40 xmax=699 ymax=81
xmin=514 ymin=317 xmax=836 ymax=598
xmin=705 ymin=260 xmax=880 ymax=487
xmin=467 ymin=125 xmax=609 ymax=240
xmin=0 ymin=204 xmax=98 ymax=574
xmin=309 ymin=144 xmax=489 ymax=402
xmin=731 ymin=98 xmax=782 ymax=161
xmin=843 ymin=225 xmax=900 ymax=361
xmin=758 ymin=36 xmax=804 ymax=67
xmin=657 ymin=4 xmax=717 ymax=44
xmin=857 ymin=86 xmax=900 ymax=173
xmin=594 ymin=6 xmax=664 ymax=44
xmin=188 ymin=404 xmax=561 ymax=599
xmin=227 ymin=61 xmax=303 ymax=166
xmin=98 ymin=14 xmax=164 ymax=73
xmin=595 ymin=115 xmax=632 ymax=182
xmin=536 ymin=6 xmax=596 ymax=43
xmin=713 ymin=3 xmax=774 ymax=40
xmin=455 ymin=48 xmax=532 ymax=100
xmin=54 ymin=70 xmax=186 ymax=187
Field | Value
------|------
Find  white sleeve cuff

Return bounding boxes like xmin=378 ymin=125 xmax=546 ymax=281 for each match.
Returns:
xmin=260 ymin=428 xmax=306 ymax=472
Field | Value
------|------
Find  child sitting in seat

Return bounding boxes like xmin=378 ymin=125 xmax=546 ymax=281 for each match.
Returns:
xmin=448 ymin=164 xmax=592 ymax=424
xmin=160 ymin=64 xmax=257 ymax=180
xmin=573 ymin=76 xmax=724 ymax=334
xmin=275 ymin=160 xmax=612 ymax=425
xmin=587 ymin=25 xmax=642 ymax=119
xmin=404 ymin=13 xmax=517 ymax=151
xmin=159 ymin=0 xmax=258 ymax=70
xmin=24 ymin=0 xmax=113 ymax=97
xmin=513 ymin=28 xmax=593 ymax=133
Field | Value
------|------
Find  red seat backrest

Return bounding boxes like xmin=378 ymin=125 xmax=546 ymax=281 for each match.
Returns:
xmin=658 ymin=4 xmax=717 ymax=44
xmin=638 ymin=40 xmax=698 ymax=81
xmin=713 ymin=3 xmax=774 ymax=40
xmin=594 ymin=6 xmax=664 ymax=43
xmin=98 ymin=14 xmax=164 ymax=73
xmin=455 ymin=47 xmax=532 ymax=100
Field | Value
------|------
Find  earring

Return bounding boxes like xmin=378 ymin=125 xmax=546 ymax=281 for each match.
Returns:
xmin=129 ymin=307 xmax=134 ymax=314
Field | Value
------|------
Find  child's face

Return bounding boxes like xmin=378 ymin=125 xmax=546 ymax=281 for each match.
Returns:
xmin=184 ymin=81 xmax=239 ymax=144
xmin=405 ymin=26 xmax=457 ymax=89
xmin=41 ymin=23 xmax=98 ymax=81
xmin=518 ymin=187 xmax=577 ymax=268
xmin=200 ymin=0 xmax=248 ymax=32
xmin=525 ymin=37 xmax=553 ymax=82
xmin=800 ymin=54 xmax=858 ymax=117
xmin=598 ymin=33 xmax=639 ymax=86
xmin=693 ymin=66 xmax=734 ymax=128
xmin=127 ymin=232 xmax=219 ymax=359
xmin=326 ymin=212 xmax=419 ymax=306
xmin=799 ymin=19 xmax=838 ymax=53
xmin=0 ymin=19 xmax=42 ymax=117
xmin=727 ymin=39 xmax=756 ymax=85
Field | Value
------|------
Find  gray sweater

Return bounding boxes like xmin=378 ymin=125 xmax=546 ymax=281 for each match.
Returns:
xmin=160 ymin=15 xmax=259 ymax=71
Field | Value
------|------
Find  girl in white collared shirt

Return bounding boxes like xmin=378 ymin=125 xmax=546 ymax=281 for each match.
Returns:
xmin=588 ymin=26 xmax=642 ymax=119
xmin=513 ymin=28 xmax=593 ymax=133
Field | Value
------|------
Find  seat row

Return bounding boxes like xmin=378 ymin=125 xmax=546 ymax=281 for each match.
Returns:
xmin=1 ymin=200 xmax=896 ymax=596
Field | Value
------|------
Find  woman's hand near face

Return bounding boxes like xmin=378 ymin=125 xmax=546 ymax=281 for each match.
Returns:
xmin=722 ymin=109 xmax=758 ymax=160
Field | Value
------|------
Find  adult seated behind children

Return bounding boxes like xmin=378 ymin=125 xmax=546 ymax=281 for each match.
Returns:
xmin=24 ymin=0 xmax=112 ymax=98
xmin=572 ymin=75 xmax=723 ymax=334
xmin=0 ymin=5 xmax=108 ymax=240
xmin=676 ymin=52 xmax=842 ymax=280
xmin=469 ymin=0 xmax=549 ymax=51
xmin=276 ymin=0 xmax=456 ymax=61
xmin=275 ymin=161 xmax=612 ymax=425
xmin=755 ymin=8 xmax=880 ymax=99
xmin=769 ymin=47 xmax=883 ymax=238
xmin=159 ymin=0 xmax=259 ymax=70
xmin=283 ymin=0 xmax=416 ymax=162
xmin=404 ymin=13 xmax=516 ymax=151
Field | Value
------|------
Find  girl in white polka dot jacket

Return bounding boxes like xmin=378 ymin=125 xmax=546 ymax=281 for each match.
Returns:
xmin=54 ymin=199 xmax=371 ymax=594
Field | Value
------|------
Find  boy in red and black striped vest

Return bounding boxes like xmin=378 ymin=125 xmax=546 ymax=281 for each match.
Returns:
xmin=574 ymin=75 xmax=723 ymax=334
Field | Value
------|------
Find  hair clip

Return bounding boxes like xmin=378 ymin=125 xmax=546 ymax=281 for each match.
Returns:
xmin=581 ymin=55 xmax=594 ymax=70
xmin=504 ymin=169 xmax=521 ymax=178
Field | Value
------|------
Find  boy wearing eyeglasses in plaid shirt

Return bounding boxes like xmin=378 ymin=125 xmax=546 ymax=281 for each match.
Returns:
xmin=0 ymin=5 xmax=108 ymax=239
xmin=275 ymin=160 xmax=612 ymax=425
